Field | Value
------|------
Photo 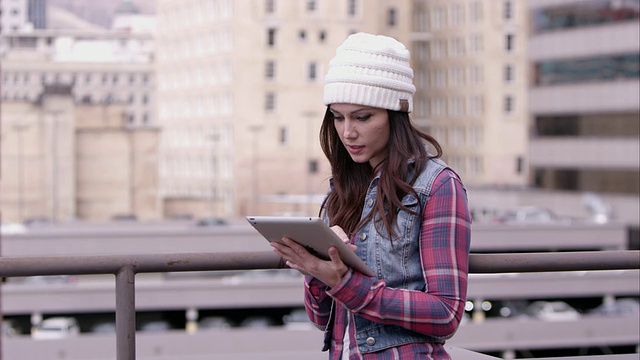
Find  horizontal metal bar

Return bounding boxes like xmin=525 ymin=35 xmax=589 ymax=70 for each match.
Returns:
xmin=469 ymin=250 xmax=640 ymax=273
xmin=0 ymin=251 xmax=637 ymax=277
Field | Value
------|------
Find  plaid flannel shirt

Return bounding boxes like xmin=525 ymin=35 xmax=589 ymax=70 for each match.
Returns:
xmin=304 ymin=169 xmax=471 ymax=360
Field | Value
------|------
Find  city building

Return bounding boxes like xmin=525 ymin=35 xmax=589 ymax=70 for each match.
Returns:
xmin=1 ymin=85 xmax=162 ymax=223
xmin=155 ymin=0 xmax=412 ymax=219
xmin=525 ymin=0 xmax=639 ymax=224
xmin=27 ymin=0 xmax=46 ymax=29
xmin=0 ymin=2 xmax=161 ymax=222
xmin=410 ymin=0 xmax=530 ymax=187
xmin=1 ymin=0 xmax=29 ymax=33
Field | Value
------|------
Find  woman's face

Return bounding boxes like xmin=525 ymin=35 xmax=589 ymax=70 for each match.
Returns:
xmin=330 ymin=103 xmax=390 ymax=169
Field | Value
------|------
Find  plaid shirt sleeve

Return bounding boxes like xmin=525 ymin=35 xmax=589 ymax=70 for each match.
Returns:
xmin=304 ymin=275 xmax=333 ymax=330
xmin=326 ymin=169 xmax=471 ymax=339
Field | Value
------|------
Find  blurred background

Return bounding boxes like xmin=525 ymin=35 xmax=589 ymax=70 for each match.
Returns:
xmin=0 ymin=0 xmax=638 ymax=359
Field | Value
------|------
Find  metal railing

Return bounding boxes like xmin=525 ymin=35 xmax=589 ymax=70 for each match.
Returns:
xmin=1 ymin=250 xmax=639 ymax=360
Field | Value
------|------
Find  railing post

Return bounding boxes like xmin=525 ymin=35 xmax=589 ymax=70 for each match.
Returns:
xmin=116 ymin=265 xmax=136 ymax=360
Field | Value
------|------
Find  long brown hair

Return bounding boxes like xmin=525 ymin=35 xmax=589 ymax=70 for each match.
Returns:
xmin=319 ymin=106 xmax=443 ymax=239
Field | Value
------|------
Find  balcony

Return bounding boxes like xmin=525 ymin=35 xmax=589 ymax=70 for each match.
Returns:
xmin=529 ymin=137 xmax=640 ymax=170
xmin=529 ymin=80 xmax=640 ymax=115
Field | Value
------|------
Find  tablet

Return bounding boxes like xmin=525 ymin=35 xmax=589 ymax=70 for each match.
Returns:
xmin=246 ymin=216 xmax=375 ymax=277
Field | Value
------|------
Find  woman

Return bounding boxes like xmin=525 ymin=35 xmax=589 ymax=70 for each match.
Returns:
xmin=271 ymin=32 xmax=471 ymax=359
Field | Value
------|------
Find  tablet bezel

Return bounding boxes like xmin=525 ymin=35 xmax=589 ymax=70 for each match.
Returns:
xmin=246 ymin=216 xmax=375 ymax=277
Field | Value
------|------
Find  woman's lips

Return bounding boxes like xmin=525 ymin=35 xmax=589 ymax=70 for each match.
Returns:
xmin=347 ymin=145 xmax=364 ymax=155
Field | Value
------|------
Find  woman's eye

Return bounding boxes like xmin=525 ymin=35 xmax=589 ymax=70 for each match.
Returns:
xmin=356 ymin=114 xmax=371 ymax=121
xmin=333 ymin=115 xmax=344 ymax=121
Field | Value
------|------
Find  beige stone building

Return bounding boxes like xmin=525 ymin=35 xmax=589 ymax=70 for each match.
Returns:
xmin=409 ymin=0 xmax=530 ymax=187
xmin=1 ymin=86 xmax=161 ymax=223
xmin=156 ymin=0 xmax=416 ymax=219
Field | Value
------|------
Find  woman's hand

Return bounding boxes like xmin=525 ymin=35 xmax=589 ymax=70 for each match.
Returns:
xmin=271 ymin=225 xmax=355 ymax=288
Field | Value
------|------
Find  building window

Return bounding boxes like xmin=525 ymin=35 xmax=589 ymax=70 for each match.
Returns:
xmin=450 ymin=3 xmax=464 ymax=26
xmin=468 ymin=95 xmax=483 ymax=116
xmin=431 ymin=39 xmax=446 ymax=59
xmin=469 ymin=34 xmax=483 ymax=54
xmin=504 ymin=1 xmax=513 ymax=20
xmin=449 ymin=37 xmax=465 ymax=57
xmin=532 ymin=1 xmax=640 ymax=33
xmin=387 ymin=8 xmax=397 ymax=27
xmin=433 ymin=69 xmax=446 ymax=88
xmin=469 ymin=1 xmax=483 ymax=23
xmin=348 ymin=0 xmax=357 ymax=17
xmin=299 ymin=30 xmax=306 ymax=41
xmin=267 ymin=28 xmax=277 ymax=47
xmin=535 ymin=53 xmax=640 ymax=85
xmin=307 ymin=62 xmax=318 ymax=81
xmin=468 ymin=65 xmax=484 ymax=84
xmin=265 ymin=92 xmax=276 ymax=111
xmin=309 ymin=159 xmax=318 ymax=173
xmin=448 ymin=97 xmax=465 ymax=118
xmin=279 ymin=126 xmax=287 ymax=144
xmin=266 ymin=60 xmax=276 ymax=80
xmin=306 ymin=0 xmax=316 ymax=12
xmin=319 ymin=30 xmax=326 ymax=42
xmin=516 ymin=156 xmax=524 ymax=174
xmin=505 ymin=33 xmax=514 ymax=52
xmin=504 ymin=64 xmax=514 ymax=83
xmin=470 ymin=156 xmax=483 ymax=175
xmin=504 ymin=95 xmax=514 ymax=114
xmin=431 ymin=7 xmax=446 ymax=29
xmin=266 ymin=0 xmax=275 ymax=14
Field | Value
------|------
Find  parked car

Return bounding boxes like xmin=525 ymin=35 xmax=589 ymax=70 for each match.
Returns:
xmin=32 ymin=317 xmax=80 ymax=340
xmin=2 ymin=319 xmax=19 ymax=337
xmin=493 ymin=206 xmax=572 ymax=225
xmin=195 ymin=217 xmax=227 ymax=227
xmin=199 ymin=316 xmax=234 ymax=330
xmin=239 ymin=316 xmax=277 ymax=329
xmin=0 ymin=221 xmax=26 ymax=235
xmin=138 ymin=320 xmax=171 ymax=332
xmin=524 ymin=301 xmax=581 ymax=321
xmin=282 ymin=308 xmax=313 ymax=330
xmin=90 ymin=321 xmax=116 ymax=334
xmin=497 ymin=299 xmax=529 ymax=318
xmin=589 ymin=298 xmax=640 ymax=316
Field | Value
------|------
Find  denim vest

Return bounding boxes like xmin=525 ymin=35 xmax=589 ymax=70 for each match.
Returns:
xmin=323 ymin=157 xmax=449 ymax=354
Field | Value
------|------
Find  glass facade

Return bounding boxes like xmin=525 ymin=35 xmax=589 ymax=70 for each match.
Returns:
xmin=532 ymin=0 xmax=639 ymax=33
xmin=535 ymin=53 xmax=639 ymax=85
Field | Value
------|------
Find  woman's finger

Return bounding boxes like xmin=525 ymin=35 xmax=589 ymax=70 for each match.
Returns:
xmin=330 ymin=225 xmax=350 ymax=244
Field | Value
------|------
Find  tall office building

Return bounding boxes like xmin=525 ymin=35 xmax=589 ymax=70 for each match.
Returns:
xmin=27 ymin=0 xmax=46 ymax=29
xmin=527 ymin=0 xmax=639 ymax=224
xmin=155 ymin=0 xmax=412 ymax=219
xmin=409 ymin=0 xmax=530 ymax=187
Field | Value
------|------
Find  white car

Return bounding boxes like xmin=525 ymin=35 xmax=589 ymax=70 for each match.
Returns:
xmin=525 ymin=301 xmax=581 ymax=322
xmin=0 ymin=221 xmax=26 ymax=235
xmin=32 ymin=317 xmax=80 ymax=340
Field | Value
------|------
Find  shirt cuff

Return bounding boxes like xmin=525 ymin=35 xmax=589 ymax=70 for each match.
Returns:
xmin=327 ymin=269 xmax=377 ymax=312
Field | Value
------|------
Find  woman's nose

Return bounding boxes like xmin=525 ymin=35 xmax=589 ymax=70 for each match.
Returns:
xmin=342 ymin=120 xmax=357 ymax=138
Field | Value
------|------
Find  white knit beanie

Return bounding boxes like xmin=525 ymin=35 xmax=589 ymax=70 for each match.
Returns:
xmin=324 ymin=32 xmax=416 ymax=113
